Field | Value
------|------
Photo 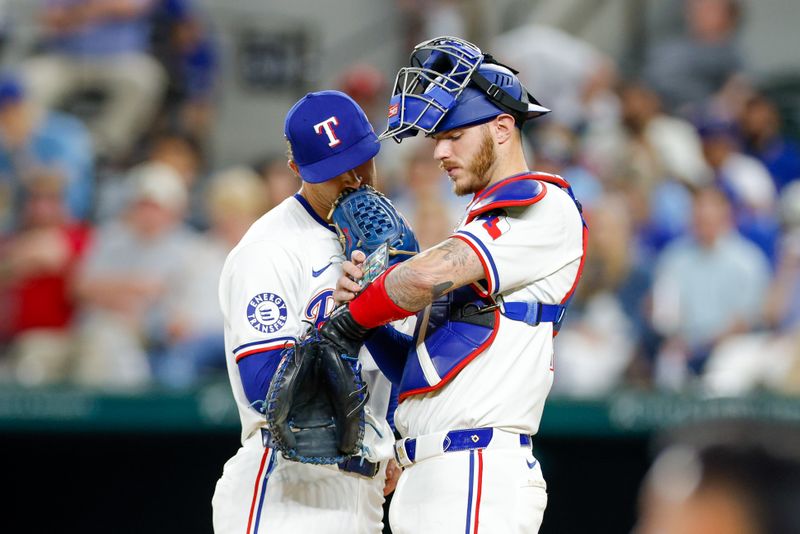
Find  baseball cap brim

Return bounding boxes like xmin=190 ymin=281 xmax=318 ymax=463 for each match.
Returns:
xmin=296 ymin=131 xmax=380 ymax=183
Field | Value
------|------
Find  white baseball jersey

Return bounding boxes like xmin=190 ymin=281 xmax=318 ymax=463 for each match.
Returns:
xmin=218 ymin=193 xmax=393 ymax=446
xmin=214 ymin=193 xmax=394 ymax=534
xmin=386 ymin=174 xmax=585 ymax=534
xmin=395 ymin=178 xmax=585 ymax=437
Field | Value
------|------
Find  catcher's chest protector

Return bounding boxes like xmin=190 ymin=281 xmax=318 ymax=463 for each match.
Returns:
xmin=398 ymin=173 xmax=586 ymax=400
xmin=398 ymin=285 xmax=499 ymax=400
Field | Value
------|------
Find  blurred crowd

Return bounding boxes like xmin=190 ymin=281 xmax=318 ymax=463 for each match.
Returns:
xmin=1 ymin=0 xmax=799 ymax=398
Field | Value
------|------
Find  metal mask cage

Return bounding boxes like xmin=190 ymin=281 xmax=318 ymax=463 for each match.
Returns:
xmin=379 ymin=37 xmax=484 ymax=142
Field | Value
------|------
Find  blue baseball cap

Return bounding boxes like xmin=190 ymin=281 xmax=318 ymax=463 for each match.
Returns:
xmin=284 ymin=90 xmax=380 ymax=183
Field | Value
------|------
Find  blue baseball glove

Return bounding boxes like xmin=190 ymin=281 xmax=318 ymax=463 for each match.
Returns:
xmin=265 ymin=328 xmax=368 ymax=464
xmin=330 ymin=185 xmax=419 ymax=268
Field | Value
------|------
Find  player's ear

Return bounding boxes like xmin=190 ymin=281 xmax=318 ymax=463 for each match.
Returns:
xmin=493 ymin=113 xmax=516 ymax=145
xmin=287 ymin=159 xmax=300 ymax=177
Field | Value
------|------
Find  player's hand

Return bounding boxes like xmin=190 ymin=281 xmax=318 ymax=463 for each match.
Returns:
xmin=334 ymin=250 xmax=367 ymax=306
xmin=383 ymin=459 xmax=402 ymax=496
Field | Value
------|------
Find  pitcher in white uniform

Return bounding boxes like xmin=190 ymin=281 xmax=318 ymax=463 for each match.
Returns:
xmin=330 ymin=37 xmax=587 ymax=533
xmin=213 ymin=90 xmax=399 ymax=534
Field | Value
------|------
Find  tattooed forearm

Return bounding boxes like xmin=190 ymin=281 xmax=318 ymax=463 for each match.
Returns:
xmin=437 ymin=240 xmax=470 ymax=267
xmin=432 ymin=281 xmax=453 ymax=299
xmin=385 ymin=262 xmax=435 ymax=310
xmin=384 ymin=237 xmax=485 ymax=311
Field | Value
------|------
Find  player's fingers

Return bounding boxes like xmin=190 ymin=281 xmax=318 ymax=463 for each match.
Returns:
xmin=338 ymin=274 xmax=362 ymax=294
xmin=333 ymin=287 xmax=357 ymax=306
xmin=351 ymin=250 xmax=367 ymax=266
xmin=334 ymin=274 xmax=361 ymax=307
xmin=341 ymin=260 xmax=364 ymax=280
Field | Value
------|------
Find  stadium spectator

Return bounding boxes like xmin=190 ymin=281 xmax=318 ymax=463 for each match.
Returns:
xmin=493 ymin=24 xmax=620 ymax=132
xmin=23 ymin=0 xmax=166 ymax=161
xmin=148 ymin=129 xmax=206 ymax=226
xmin=148 ymin=129 xmax=204 ymax=185
xmin=149 ymin=0 xmax=218 ymax=138
xmin=395 ymin=0 xmax=487 ymax=58
xmin=336 ymin=63 xmax=387 ymax=126
xmin=72 ymin=161 xmax=194 ymax=388
xmin=554 ymin=195 xmax=653 ymax=396
xmin=698 ymin=119 xmax=780 ymax=262
xmin=586 ymin=82 xmax=709 ymax=259
xmin=153 ymin=166 xmax=266 ymax=388
xmin=650 ymin=186 xmax=771 ymax=389
xmin=532 ymin=122 xmax=604 ymax=212
xmin=702 ymin=182 xmax=800 ymax=395
xmin=95 ymin=129 xmax=204 ymax=225
xmin=0 ymin=171 xmax=91 ymax=385
xmin=0 ymin=73 xmax=94 ymax=231
xmin=700 ymin=120 xmax=776 ymax=213
xmin=252 ymin=155 xmax=302 ymax=212
xmin=390 ymin=140 xmax=469 ymax=246
xmin=643 ymin=0 xmax=745 ymax=115
xmin=409 ymin=197 xmax=453 ymax=251
xmin=739 ymin=94 xmax=800 ymax=192
xmin=593 ymin=82 xmax=711 ymax=191
xmin=767 ymin=183 xmax=800 ymax=337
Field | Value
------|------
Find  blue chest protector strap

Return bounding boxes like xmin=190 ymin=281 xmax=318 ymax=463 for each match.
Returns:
xmin=502 ymin=301 xmax=567 ymax=327
xmin=484 ymin=172 xmax=584 ymax=332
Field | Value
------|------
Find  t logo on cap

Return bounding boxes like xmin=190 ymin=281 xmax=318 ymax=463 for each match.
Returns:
xmin=314 ymin=116 xmax=341 ymax=147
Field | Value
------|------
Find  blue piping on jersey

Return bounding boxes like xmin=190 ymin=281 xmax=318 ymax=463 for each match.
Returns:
xmin=465 ymin=450 xmax=475 ymax=534
xmin=233 ymin=337 xmax=296 ymax=355
xmin=458 ymin=230 xmax=500 ymax=292
xmin=293 ymin=193 xmax=337 ymax=234
xmin=252 ymin=451 xmax=277 ymax=534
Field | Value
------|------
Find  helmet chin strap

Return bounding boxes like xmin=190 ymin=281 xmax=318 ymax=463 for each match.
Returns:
xmin=468 ymin=55 xmax=549 ymax=123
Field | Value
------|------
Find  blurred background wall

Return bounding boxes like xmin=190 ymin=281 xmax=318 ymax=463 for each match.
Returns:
xmin=3 ymin=0 xmax=798 ymax=164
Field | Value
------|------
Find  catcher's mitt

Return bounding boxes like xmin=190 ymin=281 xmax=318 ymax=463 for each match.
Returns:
xmin=330 ymin=185 xmax=419 ymax=268
xmin=264 ymin=329 xmax=368 ymax=464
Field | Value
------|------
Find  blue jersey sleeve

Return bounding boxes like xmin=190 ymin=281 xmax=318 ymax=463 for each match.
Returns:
xmin=237 ymin=347 xmax=284 ymax=413
xmin=364 ymin=324 xmax=413 ymax=385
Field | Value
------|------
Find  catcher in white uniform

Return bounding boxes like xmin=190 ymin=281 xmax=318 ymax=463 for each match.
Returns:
xmin=213 ymin=90 xmax=401 ymax=534
xmin=328 ymin=37 xmax=588 ymax=533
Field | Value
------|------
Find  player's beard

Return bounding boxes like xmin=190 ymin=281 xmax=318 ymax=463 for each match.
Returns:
xmin=453 ymin=127 xmax=496 ymax=196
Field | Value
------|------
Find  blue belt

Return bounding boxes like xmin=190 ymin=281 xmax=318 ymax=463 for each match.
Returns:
xmin=395 ymin=427 xmax=532 ymax=467
xmin=261 ymin=429 xmax=380 ymax=478
xmin=502 ymin=301 xmax=567 ymax=326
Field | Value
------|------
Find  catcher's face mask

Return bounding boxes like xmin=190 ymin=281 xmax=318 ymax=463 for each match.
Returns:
xmin=379 ymin=36 xmax=550 ymax=143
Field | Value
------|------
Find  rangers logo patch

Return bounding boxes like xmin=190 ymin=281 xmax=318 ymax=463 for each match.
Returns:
xmin=247 ymin=292 xmax=288 ymax=334
xmin=481 ymin=215 xmax=510 ymax=240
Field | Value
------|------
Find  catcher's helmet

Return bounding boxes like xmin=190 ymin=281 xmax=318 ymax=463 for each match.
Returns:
xmin=379 ymin=36 xmax=549 ymax=142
